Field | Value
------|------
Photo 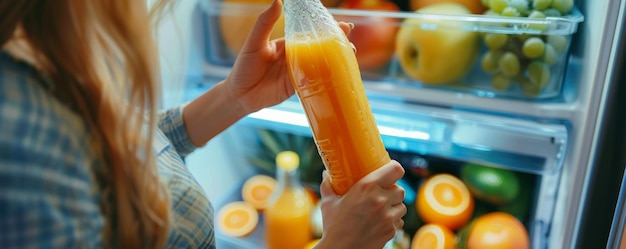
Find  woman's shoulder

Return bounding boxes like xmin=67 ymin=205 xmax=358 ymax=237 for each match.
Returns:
xmin=0 ymin=51 xmax=92 ymax=164
xmin=0 ymin=52 xmax=104 ymax=248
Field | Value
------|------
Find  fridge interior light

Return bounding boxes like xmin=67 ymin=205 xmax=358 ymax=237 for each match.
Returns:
xmin=238 ymin=92 xmax=569 ymax=175
xmin=248 ymin=107 xmax=309 ymax=127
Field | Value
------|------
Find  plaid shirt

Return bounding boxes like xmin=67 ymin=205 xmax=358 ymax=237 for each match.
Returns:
xmin=0 ymin=52 xmax=215 ymax=249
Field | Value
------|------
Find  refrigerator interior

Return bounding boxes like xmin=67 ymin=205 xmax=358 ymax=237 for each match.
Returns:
xmin=153 ymin=0 xmax=626 ymax=248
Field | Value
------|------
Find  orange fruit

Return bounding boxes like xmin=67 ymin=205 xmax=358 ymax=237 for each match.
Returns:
xmin=216 ymin=201 xmax=259 ymax=237
xmin=241 ymin=174 xmax=277 ymax=210
xmin=466 ymin=212 xmax=530 ymax=249
xmin=416 ymin=174 xmax=474 ymax=230
xmin=410 ymin=0 xmax=487 ymax=14
xmin=411 ymin=224 xmax=458 ymax=249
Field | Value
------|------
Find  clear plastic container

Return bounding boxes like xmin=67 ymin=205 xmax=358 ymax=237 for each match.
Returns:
xmin=199 ymin=0 xmax=583 ymax=101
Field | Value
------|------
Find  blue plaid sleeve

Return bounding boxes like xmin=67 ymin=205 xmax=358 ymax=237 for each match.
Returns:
xmin=155 ymin=128 xmax=216 ymax=249
xmin=158 ymin=105 xmax=198 ymax=157
xmin=0 ymin=55 xmax=104 ymax=248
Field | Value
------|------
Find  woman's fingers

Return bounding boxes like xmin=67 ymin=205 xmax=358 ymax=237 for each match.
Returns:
xmin=391 ymin=203 xmax=407 ymax=229
xmin=337 ymin=21 xmax=354 ymax=36
xmin=388 ymin=184 xmax=406 ymax=206
xmin=337 ymin=21 xmax=356 ymax=53
xmin=241 ymin=0 xmax=283 ymax=51
xmin=361 ymin=160 xmax=405 ymax=189
xmin=394 ymin=218 xmax=405 ymax=230
xmin=319 ymin=171 xmax=336 ymax=199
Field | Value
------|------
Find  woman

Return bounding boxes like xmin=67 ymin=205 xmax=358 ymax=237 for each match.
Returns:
xmin=0 ymin=0 xmax=406 ymax=248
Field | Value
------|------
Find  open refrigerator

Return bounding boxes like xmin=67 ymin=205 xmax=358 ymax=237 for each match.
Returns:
xmin=156 ymin=0 xmax=626 ymax=248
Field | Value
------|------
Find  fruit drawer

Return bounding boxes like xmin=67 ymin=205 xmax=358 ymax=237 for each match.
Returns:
xmin=211 ymin=127 xmax=558 ymax=249
xmin=198 ymin=0 xmax=583 ymax=101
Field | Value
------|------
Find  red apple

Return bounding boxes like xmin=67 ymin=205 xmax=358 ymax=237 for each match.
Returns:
xmin=335 ymin=0 xmax=401 ymax=70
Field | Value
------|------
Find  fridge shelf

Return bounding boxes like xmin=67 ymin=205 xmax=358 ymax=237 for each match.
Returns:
xmin=195 ymin=54 xmax=584 ymax=121
xmin=184 ymin=77 xmax=568 ymax=175
xmin=245 ymin=96 xmax=567 ymax=175
xmin=199 ymin=0 xmax=583 ymax=101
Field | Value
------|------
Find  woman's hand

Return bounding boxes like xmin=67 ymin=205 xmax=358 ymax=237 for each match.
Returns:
xmin=224 ymin=0 xmax=290 ymax=114
xmin=315 ymin=161 xmax=407 ymax=249
xmin=224 ymin=0 xmax=354 ymax=114
xmin=181 ymin=0 xmax=353 ymax=146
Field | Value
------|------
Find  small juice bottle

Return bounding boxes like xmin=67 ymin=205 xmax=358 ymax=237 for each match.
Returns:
xmin=284 ymin=0 xmax=391 ymax=195
xmin=264 ymin=151 xmax=314 ymax=249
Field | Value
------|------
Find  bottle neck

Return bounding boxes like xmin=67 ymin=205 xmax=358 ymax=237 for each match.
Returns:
xmin=276 ymin=167 xmax=302 ymax=190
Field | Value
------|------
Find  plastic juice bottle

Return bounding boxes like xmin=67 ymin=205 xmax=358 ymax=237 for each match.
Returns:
xmin=284 ymin=0 xmax=390 ymax=195
xmin=264 ymin=151 xmax=314 ymax=249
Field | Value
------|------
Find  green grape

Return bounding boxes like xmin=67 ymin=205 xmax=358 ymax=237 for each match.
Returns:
xmin=547 ymin=35 xmax=568 ymax=52
xmin=490 ymin=0 xmax=509 ymax=14
xmin=551 ymin=0 xmax=574 ymax=14
xmin=492 ymin=73 xmax=511 ymax=91
xmin=527 ymin=61 xmax=551 ymax=87
xmin=527 ymin=10 xmax=548 ymax=30
xmin=501 ymin=6 xmax=521 ymax=17
xmin=509 ymin=0 xmax=530 ymax=15
xmin=532 ymin=0 xmax=552 ymax=10
xmin=542 ymin=43 xmax=558 ymax=65
xmin=481 ymin=50 xmax=502 ymax=73
xmin=484 ymin=33 xmax=508 ymax=50
xmin=528 ymin=10 xmax=546 ymax=18
xmin=484 ymin=9 xmax=499 ymax=15
xmin=522 ymin=80 xmax=542 ymax=96
xmin=523 ymin=37 xmax=546 ymax=59
xmin=543 ymin=8 xmax=562 ymax=17
xmin=516 ymin=33 xmax=531 ymax=42
xmin=498 ymin=52 xmax=521 ymax=77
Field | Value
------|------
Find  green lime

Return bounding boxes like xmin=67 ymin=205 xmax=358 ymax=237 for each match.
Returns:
xmin=460 ymin=163 xmax=520 ymax=205
xmin=497 ymin=173 xmax=534 ymax=220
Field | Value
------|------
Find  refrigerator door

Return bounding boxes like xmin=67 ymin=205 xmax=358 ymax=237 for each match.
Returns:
xmin=578 ymin=2 xmax=626 ymax=247
xmin=608 ymin=173 xmax=626 ymax=249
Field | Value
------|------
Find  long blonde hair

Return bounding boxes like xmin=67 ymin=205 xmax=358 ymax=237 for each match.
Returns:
xmin=1 ymin=1 xmax=172 ymax=248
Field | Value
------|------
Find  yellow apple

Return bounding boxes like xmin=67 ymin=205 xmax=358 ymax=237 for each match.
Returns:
xmin=395 ymin=2 xmax=480 ymax=84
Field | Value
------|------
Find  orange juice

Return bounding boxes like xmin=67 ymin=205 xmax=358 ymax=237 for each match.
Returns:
xmin=264 ymin=151 xmax=313 ymax=249
xmin=286 ymin=33 xmax=390 ymax=195
xmin=264 ymin=188 xmax=313 ymax=249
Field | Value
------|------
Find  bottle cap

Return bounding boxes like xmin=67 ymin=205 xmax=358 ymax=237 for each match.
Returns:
xmin=276 ymin=151 xmax=300 ymax=171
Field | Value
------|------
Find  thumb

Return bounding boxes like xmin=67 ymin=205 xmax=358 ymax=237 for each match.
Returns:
xmin=359 ymin=160 xmax=405 ymax=189
xmin=241 ymin=0 xmax=283 ymax=51
xmin=319 ymin=171 xmax=338 ymax=199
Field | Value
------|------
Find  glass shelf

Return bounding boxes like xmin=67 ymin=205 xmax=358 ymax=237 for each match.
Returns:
xmin=185 ymin=77 xmax=568 ymax=175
